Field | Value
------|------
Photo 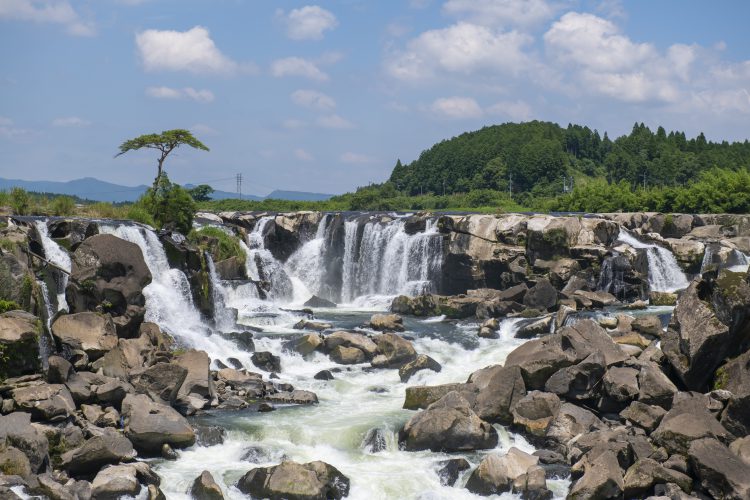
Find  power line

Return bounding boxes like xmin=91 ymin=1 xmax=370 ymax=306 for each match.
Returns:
xmin=236 ymin=173 xmax=243 ymax=200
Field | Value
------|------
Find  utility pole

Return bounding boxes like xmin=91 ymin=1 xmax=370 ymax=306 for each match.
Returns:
xmin=236 ymin=173 xmax=243 ymax=200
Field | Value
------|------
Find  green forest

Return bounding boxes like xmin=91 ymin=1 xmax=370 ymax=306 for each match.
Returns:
xmin=201 ymin=121 xmax=750 ymax=214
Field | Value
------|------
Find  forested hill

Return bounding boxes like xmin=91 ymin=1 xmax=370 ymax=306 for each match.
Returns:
xmin=388 ymin=121 xmax=750 ymax=197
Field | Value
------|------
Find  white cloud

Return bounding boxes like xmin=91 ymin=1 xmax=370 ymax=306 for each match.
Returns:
xmin=136 ymin=26 xmax=237 ymax=74
xmin=291 ymin=89 xmax=336 ymax=110
xmin=385 ymin=22 xmax=531 ymax=81
xmin=278 ymin=5 xmax=337 ymax=41
xmin=431 ymin=96 xmax=483 ymax=119
xmin=486 ymin=100 xmax=532 ymax=121
xmin=0 ymin=0 xmax=95 ymax=36
xmin=51 ymin=116 xmax=90 ymax=127
xmin=0 ymin=116 xmax=31 ymax=139
xmin=316 ymin=114 xmax=354 ymax=129
xmin=146 ymin=86 xmax=215 ymax=102
xmin=340 ymin=152 xmax=375 ymax=164
xmin=294 ymin=148 xmax=314 ymax=161
xmin=443 ymin=0 xmax=562 ymax=28
xmin=271 ymin=57 xmax=329 ymax=81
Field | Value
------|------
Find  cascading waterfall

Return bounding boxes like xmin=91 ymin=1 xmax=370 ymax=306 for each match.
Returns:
xmin=617 ymin=231 xmax=689 ymax=293
xmin=339 ymin=218 xmax=443 ymax=303
xmin=33 ymin=220 xmax=71 ymax=312
xmin=98 ymin=223 xmax=250 ymax=365
xmin=285 ymin=214 xmax=332 ymax=298
xmin=35 ymin=280 xmax=55 ymax=368
xmin=243 ymin=216 xmax=294 ymax=301
xmin=205 ymin=253 xmax=237 ymax=332
xmin=701 ymin=243 xmax=750 ymax=273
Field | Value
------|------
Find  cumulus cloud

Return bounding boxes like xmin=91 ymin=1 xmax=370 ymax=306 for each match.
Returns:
xmin=136 ymin=26 xmax=237 ymax=74
xmin=271 ymin=57 xmax=328 ymax=81
xmin=146 ymin=86 xmax=215 ymax=102
xmin=51 ymin=116 xmax=90 ymax=127
xmin=431 ymin=97 xmax=483 ymax=119
xmin=316 ymin=114 xmax=354 ymax=129
xmin=340 ymin=152 xmax=375 ymax=164
xmin=294 ymin=148 xmax=314 ymax=161
xmin=278 ymin=5 xmax=337 ymax=40
xmin=291 ymin=89 xmax=336 ymax=110
xmin=0 ymin=0 xmax=95 ymax=36
xmin=443 ymin=0 xmax=562 ymax=28
xmin=385 ymin=22 xmax=531 ymax=81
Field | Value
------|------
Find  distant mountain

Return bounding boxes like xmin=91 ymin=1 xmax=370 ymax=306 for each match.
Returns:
xmin=0 ymin=177 xmax=333 ymax=203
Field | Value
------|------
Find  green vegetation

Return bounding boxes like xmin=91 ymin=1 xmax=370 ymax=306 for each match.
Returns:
xmin=188 ymin=226 xmax=244 ymax=262
xmin=9 ymin=187 xmax=30 ymax=215
xmin=0 ymin=300 xmax=20 ymax=313
xmin=135 ymin=175 xmax=196 ymax=234
xmin=188 ymin=184 xmax=214 ymax=202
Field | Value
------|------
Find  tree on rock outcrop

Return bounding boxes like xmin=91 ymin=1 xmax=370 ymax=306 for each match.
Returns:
xmin=116 ymin=129 xmax=209 ymax=189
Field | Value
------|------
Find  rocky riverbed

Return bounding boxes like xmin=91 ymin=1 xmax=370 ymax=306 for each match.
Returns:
xmin=1 ymin=211 xmax=750 ymax=499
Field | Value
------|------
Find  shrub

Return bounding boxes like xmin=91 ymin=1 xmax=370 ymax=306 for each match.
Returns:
xmin=9 ymin=187 xmax=30 ymax=215
xmin=137 ymin=175 xmax=196 ymax=234
xmin=188 ymin=227 xmax=243 ymax=262
xmin=51 ymin=196 xmax=76 ymax=216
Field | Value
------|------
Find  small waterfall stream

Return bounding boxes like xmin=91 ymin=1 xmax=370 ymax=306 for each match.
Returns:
xmin=617 ymin=231 xmax=689 ymax=293
xmin=33 ymin=220 xmax=71 ymax=312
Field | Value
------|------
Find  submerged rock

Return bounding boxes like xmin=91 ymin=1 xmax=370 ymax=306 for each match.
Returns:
xmin=465 ymin=447 xmax=544 ymax=496
xmin=191 ymin=470 xmax=224 ymax=500
xmin=436 ymin=458 xmax=471 ymax=487
xmin=398 ymin=354 xmax=441 ymax=382
xmin=369 ymin=313 xmax=404 ymax=332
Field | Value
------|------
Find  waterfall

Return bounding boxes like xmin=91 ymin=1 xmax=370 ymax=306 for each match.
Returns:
xmin=339 ymin=218 xmax=443 ymax=303
xmin=243 ymin=217 xmax=295 ymax=301
xmin=617 ymin=231 xmax=689 ymax=293
xmin=98 ymin=224 xmax=250 ymax=364
xmin=701 ymin=243 xmax=750 ymax=273
xmin=285 ymin=215 xmax=332 ymax=299
xmin=36 ymin=280 xmax=55 ymax=368
xmin=597 ymin=254 xmax=626 ymax=297
xmin=33 ymin=220 xmax=71 ymax=312
xmin=205 ymin=253 xmax=236 ymax=332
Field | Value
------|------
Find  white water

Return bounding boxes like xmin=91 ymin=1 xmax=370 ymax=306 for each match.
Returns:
xmin=243 ymin=217 xmax=297 ymax=301
xmin=206 ymin=253 xmax=237 ymax=332
xmin=98 ymin=224 xmax=253 ymax=367
xmin=154 ymin=315 xmax=569 ymax=499
xmin=617 ymin=231 xmax=689 ymax=292
xmin=340 ymin=218 xmax=443 ymax=303
xmin=285 ymin=214 xmax=331 ymax=300
xmin=34 ymin=220 xmax=71 ymax=312
xmin=700 ymin=243 xmax=750 ymax=274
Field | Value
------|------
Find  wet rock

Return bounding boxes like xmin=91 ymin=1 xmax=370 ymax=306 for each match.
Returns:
xmin=362 ymin=428 xmax=387 ymax=453
xmin=324 ymin=331 xmax=378 ymax=359
xmin=303 ymin=295 xmax=337 ymax=308
xmin=130 ymin=362 xmax=188 ymax=405
xmin=516 ymin=316 xmax=553 ymax=339
xmin=191 ymin=470 xmax=224 ymax=500
xmin=293 ymin=319 xmax=332 ymax=331
xmin=236 ymin=460 xmax=350 ymax=500
xmin=511 ymin=391 xmax=561 ymax=437
xmin=161 ymin=443 xmax=178 ymax=460
xmin=631 ymin=315 xmax=663 ymax=336
xmin=92 ymin=464 xmax=141 ymax=499
xmin=0 ymin=311 xmax=41 ymax=377
xmin=314 ymin=370 xmax=334 ymax=381
xmin=284 ymin=333 xmax=323 ymax=356
xmin=51 ymin=312 xmax=118 ymax=360
xmin=194 ymin=425 xmax=226 ymax=447
xmin=652 ymin=397 xmax=731 ymax=455
xmin=251 ymin=351 xmax=281 ymax=373
xmin=258 ymin=402 xmax=275 ymax=412
xmin=572 ymin=290 xmax=617 ymax=308
xmin=371 ymin=333 xmax=417 ymax=368
xmin=465 ymin=447 xmax=541 ymax=496
xmin=122 ymin=393 xmax=196 ymax=454
xmin=467 ymin=364 xmax=526 ymax=425
xmin=523 ymin=278 xmax=557 ymax=311
xmin=403 ymin=383 xmax=466 ymax=410
xmin=620 ymin=401 xmax=666 ymax=432
xmin=400 ymin=391 xmax=498 ymax=452
xmin=688 ymin=438 xmax=750 ymax=500
xmin=512 ymin=465 xmax=552 ymax=499
xmin=330 ymin=345 xmax=366 ymax=365
xmin=60 ymin=428 xmax=136 ymax=475
xmin=12 ymin=383 xmax=75 ymax=421
xmin=265 ymin=390 xmax=318 ymax=405
xmin=436 ymin=458 xmax=470 ymax=487
xmin=175 ymin=349 xmax=215 ymax=412
xmin=369 ymin=313 xmax=404 ymax=332
xmin=391 ymin=294 xmax=440 ymax=317
xmin=398 ymin=354 xmax=442 ymax=382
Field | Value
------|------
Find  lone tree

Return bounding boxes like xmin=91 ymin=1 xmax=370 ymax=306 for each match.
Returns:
xmin=115 ymin=129 xmax=209 ymax=188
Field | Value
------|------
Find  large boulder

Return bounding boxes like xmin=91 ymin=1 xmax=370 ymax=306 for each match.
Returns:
xmin=568 ymin=449 xmax=624 ymax=499
xmin=371 ymin=333 xmax=417 ymax=368
xmin=403 ymin=383 xmax=466 ymax=410
xmin=468 ymin=365 xmax=526 ymax=424
xmin=652 ymin=396 xmax=732 ymax=455
xmin=129 ymin=362 xmax=188 ymax=405
xmin=60 ymin=428 xmax=136 ymax=475
xmin=0 ymin=311 xmax=40 ymax=378
xmin=191 ymin=470 xmax=224 ymax=500
xmin=174 ymin=350 xmax=215 ymax=412
xmin=504 ymin=333 xmax=576 ymax=390
xmin=323 ymin=331 xmax=378 ymax=359
xmin=0 ymin=412 xmax=48 ymax=473
xmin=715 ymin=349 xmax=750 ymax=436
xmin=369 ymin=313 xmax=404 ymax=332
xmin=51 ymin=312 xmax=119 ymax=360
xmin=121 ymin=394 xmax=196 ymax=454
xmin=398 ymin=354 xmax=442 ymax=382
xmin=400 ymin=391 xmax=498 ymax=452
xmin=236 ymin=460 xmax=350 ymax=500
xmin=11 ymin=383 xmax=76 ymax=421
xmin=523 ymin=278 xmax=557 ymax=311
xmin=663 ymin=273 xmax=750 ymax=390
xmin=622 ymin=458 xmax=692 ymax=498
xmin=511 ymin=391 xmax=561 ymax=436
xmin=465 ymin=447 xmax=543 ymax=496
xmin=545 ymin=403 xmax=606 ymax=455
xmin=91 ymin=464 xmax=141 ymax=499
xmin=66 ymin=233 xmax=152 ymax=337
xmin=689 ymin=438 xmax=750 ymax=500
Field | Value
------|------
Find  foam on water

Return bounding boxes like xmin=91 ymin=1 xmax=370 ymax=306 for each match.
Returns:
xmin=617 ymin=231 xmax=689 ymax=292
xmin=34 ymin=220 xmax=71 ymax=312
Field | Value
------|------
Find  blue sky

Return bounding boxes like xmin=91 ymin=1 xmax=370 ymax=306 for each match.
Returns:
xmin=1 ymin=0 xmax=749 ymax=196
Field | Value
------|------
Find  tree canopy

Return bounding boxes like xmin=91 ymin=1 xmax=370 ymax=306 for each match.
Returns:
xmin=116 ymin=129 xmax=209 ymax=187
